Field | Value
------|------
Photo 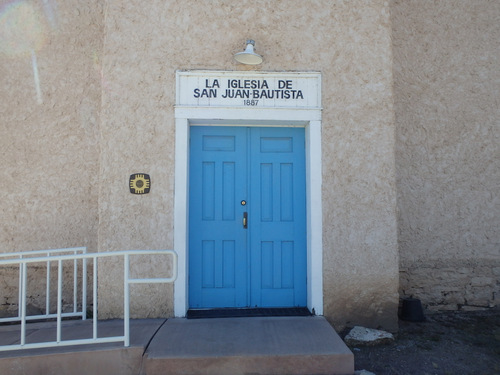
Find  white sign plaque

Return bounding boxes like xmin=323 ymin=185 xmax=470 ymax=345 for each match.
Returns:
xmin=176 ymin=71 xmax=321 ymax=109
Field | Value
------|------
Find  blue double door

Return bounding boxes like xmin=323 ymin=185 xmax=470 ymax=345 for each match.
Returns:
xmin=189 ymin=126 xmax=306 ymax=309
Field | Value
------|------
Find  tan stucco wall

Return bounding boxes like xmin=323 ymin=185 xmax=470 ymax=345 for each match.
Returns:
xmin=393 ymin=1 xmax=500 ymax=310
xmin=0 ymin=1 xmax=103 ymax=315
xmin=98 ymin=0 xmax=399 ymax=330
xmin=1 ymin=0 xmax=401 ymax=330
xmin=2 ymin=0 xmax=497 ymax=330
xmin=319 ymin=3 xmax=399 ymax=330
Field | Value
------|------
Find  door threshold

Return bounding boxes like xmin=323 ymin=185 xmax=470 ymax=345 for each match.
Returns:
xmin=186 ymin=307 xmax=311 ymax=319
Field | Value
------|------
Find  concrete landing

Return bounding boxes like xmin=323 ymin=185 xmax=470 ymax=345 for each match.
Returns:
xmin=143 ymin=316 xmax=354 ymax=375
xmin=0 ymin=316 xmax=354 ymax=375
xmin=0 ymin=319 xmax=163 ymax=375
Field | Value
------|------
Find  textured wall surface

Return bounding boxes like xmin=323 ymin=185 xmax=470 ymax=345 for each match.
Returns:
xmin=2 ymin=0 xmax=497 ymax=330
xmin=0 ymin=0 xmax=103 ymax=314
xmin=393 ymin=1 xmax=500 ymax=310
xmin=1 ymin=0 xmax=399 ymax=329
xmin=98 ymin=0 xmax=399 ymax=329
xmin=319 ymin=2 xmax=399 ymax=330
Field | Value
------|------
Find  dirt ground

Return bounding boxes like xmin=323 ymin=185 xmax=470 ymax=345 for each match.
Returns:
xmin=342 ymin=309 xmax=500 ymax=375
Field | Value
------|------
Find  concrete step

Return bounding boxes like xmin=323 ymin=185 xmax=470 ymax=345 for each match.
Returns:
xmin=0 ymin=317 xmax=354 ymax=375
xmin=142 ymin=316 xmax=354 ymax=375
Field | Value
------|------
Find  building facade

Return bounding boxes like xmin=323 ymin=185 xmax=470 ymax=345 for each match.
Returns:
xmin=1 ymin=0 xmax=498 ymax=331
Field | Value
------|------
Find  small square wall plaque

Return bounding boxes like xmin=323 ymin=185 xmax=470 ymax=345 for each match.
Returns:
xmin=129 ymin=174 xmax=150 ymax=194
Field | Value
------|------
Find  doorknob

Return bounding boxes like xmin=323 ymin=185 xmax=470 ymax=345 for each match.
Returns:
xmin=243 ymin=212 xmax=248 ymax=229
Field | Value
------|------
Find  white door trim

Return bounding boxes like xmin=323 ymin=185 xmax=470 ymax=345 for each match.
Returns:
xmin=174 ymin=104 xmax=323 ymax=317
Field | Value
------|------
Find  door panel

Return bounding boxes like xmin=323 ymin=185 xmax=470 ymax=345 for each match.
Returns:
xmin=189 ymin=127 xmax=247 ymax=308
xmin=189 ymin=126 xmax=306 ymax=309
xmin=249 ymin=128 xmax=306 ymax=307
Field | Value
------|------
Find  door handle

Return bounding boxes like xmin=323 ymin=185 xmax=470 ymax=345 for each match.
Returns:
xmin=243 ymin=212 xmax=248 ymax=229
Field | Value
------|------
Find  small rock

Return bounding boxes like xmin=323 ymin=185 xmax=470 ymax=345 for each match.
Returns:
xmin=344 ymin=326 xmax=394 ymax=346
xmin=354 ymin=370 xmax=376 ymax=375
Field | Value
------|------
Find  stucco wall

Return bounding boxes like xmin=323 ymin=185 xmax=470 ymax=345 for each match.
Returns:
xmin=320 ymin=2 xmax=398 ymax=331
xmin=0 ymin=1 xmax=103 ymax=315
xmin=2 ymin=0 xmax=497 ymax=330
xmin=392 ymin=1 xmax=500 ymax=310
xmin=98 ymin=0 xmax=399 ymax=330
xmin=0 ymin=0 xmax=399 ymax=329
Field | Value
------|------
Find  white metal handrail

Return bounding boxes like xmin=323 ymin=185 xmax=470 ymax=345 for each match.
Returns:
xmin=0 ymin=249 xmax=177 ymax=352
xmin=0 ymin=247 xmax=87 ymax=324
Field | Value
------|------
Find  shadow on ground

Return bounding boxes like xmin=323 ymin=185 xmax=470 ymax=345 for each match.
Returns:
xmin=343 ymin=310 xmax=500 ymax=375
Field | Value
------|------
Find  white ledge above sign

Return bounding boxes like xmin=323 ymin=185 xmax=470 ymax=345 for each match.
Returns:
xmin=176 ymin=71 xmax=321 ymax=109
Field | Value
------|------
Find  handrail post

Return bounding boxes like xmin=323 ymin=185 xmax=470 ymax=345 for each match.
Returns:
xmin=18 ymin=256 xmax=23 ymax=320
xmin=46 ymin=257 xmax=51 ymax=317
xmin=82 ymin=256 xmax=87 ymax=320
xmin=93 ymin=256 xmax=97 ymax=339
xmin=73 ymin=251 xmax=78 ymax=314
xmin=57 ymin=259 xmax=62 ymax=343
xmin=124 ymin=253 xmax=130 ymax=347
xmin=20 ymin=262 xmax=27 ymax=346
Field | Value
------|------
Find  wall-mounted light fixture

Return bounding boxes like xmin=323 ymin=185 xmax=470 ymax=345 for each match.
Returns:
xmin=234 ymin=40 xmax=263 ymax=65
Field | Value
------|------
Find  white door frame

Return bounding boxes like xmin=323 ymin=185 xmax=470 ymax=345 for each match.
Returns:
xmin=174 ymin=105 xmax=323 ymax=316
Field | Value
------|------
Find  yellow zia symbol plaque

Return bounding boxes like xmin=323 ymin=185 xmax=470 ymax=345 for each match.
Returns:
xmin=129 ymin=174 xmax=151 ymax=194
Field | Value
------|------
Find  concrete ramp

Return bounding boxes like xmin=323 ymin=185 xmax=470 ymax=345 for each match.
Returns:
xmin=143 ymin=316 xmax=354 ymax=375
xmin=0 ymin=319 xmax=162 ymax=375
